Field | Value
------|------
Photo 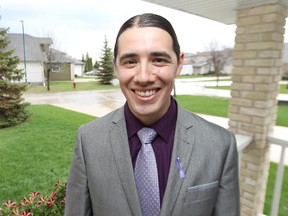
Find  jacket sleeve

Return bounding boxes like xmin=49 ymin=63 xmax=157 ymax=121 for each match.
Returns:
xmin=213 ymin=132 xmax=240 ymax=216
xmin=64 ymin=127 xmax=93 ymax=216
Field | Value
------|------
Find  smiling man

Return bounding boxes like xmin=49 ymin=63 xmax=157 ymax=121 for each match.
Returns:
xmin=65 ymin=13 xmax=240 ymax=216
xmin=114 ymin=26 xmax=181 ymax=126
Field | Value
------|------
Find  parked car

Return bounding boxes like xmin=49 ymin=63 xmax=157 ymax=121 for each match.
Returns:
xmin=85 ymin=69 xmax=101 ymax=76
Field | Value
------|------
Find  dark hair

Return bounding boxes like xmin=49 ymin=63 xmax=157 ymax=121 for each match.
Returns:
xmin=113 ymin=13 xmax=181 ymax=62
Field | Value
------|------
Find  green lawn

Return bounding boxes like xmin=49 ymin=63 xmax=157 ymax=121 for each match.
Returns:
xmin=194 ymin=78 xmax=231 ymax=82
xmin=176 ymin=75 xmax=231 ymax=80
xmin=0 ymin=105 xmax=95 ymax=204
xmin=175 ymin=95 xmax=229 ymax=117
xmin=26 ymin=81 xmax=118 ymax=94
xmin=206 ymin=84 xmax=288 ymax=94
xmin=177 ymin=75 xmax=207 ymax=79
xmin=264 ymin=162 xmax=288 ymax=215
xmin=280 ymin=84 xmax=288 ymax=94
xmin=175 ymin=95 xmax=288 ymax=127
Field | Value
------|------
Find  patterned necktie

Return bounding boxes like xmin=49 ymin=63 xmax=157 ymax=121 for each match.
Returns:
xmin=135 ymin=127 xmax=160 ymax=216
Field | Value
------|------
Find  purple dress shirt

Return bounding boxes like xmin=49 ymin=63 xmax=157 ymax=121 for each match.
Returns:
xmin=124 ymin=97 xmax=177 ymax=205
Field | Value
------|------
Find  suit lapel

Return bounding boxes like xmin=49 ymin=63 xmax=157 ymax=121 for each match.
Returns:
xmin=109 ymin=108 xmax=142 ymax=216
xmin=160 ymin=107 xmax=195 ymax=216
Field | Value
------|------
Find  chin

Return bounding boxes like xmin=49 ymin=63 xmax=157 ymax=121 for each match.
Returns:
xmin=136 ymin=103 xmax=164 ymax=118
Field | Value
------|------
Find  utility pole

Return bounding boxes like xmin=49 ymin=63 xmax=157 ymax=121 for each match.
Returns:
xmin=21 ymin=20 xmax=27 ymax=83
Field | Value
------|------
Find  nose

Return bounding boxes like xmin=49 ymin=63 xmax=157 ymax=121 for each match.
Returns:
xmin=134 ymin=62 xmax=155 ymax=83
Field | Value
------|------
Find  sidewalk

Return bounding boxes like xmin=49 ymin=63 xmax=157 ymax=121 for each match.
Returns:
xmin=174 ymin=78 xmax=288 ymax=101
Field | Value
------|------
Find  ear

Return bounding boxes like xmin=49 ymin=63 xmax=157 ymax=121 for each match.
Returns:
xmin=175 ymin=52 xmax=184 ymax=77
xmin=113 ymin=58 xmax=119 ymax=79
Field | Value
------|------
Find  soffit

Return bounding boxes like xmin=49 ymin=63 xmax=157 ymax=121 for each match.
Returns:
xmin=142 ymin=0 xmax=288 ymax=25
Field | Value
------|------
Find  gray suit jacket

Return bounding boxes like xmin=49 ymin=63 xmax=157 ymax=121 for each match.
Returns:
xmin=65 ymin=105 xmax=240 ymax=216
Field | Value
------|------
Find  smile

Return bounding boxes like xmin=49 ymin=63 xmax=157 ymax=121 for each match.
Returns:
xmin=134 ymin=89 xmax=157 ymax=97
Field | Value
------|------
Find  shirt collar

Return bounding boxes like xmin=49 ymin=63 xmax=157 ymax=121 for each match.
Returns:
xmin=124 ymin=102 xmax=143 ymax=139
xmin=124 ymin=96 xmax=178 ymax=143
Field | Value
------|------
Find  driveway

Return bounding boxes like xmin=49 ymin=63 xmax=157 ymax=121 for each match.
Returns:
xmin=24 ymin=90 xmax=126 ymax=117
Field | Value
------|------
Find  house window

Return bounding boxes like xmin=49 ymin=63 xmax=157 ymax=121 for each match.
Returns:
xmin=52 ymin=66 xmax=60 ymax=72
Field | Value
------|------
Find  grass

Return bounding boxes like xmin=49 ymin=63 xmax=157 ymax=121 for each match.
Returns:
xmin=264 ymin=162 xmax=288 ymax=215
xmin=0 ymin=105 xmax=95 ymax=204
xmin=280 ymin=84 xmax=288 ymax=94
xmin=175 ymin=95 xmax=229 ymax=117
xmin=175 ymin=95 xmax=288 ymax=127
xmin=26 ymin=80 xmax=118 ymax=94
xmin=177 ymin=75 xmax=207 ymax=79
xmin=194 ymin=78 xmax=231 ymax=82
xmin=277 ymin=105 xmax=288 ymax=126
xmin=176 ymin=75 xmax=231 ymax=80
xmin=206 ymin=84 xmax=288 ymax=94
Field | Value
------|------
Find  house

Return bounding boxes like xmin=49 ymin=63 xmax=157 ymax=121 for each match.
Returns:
xmin=192 ymin=48 xmax=233 ymax=75
xmin=2 ymin=30 xmax=83 ymax=85
xmin=192 ymin=52 xmax=212 ymax=75
xmin=193 ymin=62 xmax=211 ymax=75
xmin=222 ymin=56 xmax=233 ymax=75
xmin=180 ymin=52 xmax=212 ymax=76
xmin=74 ymin=59 xmax=85 ymax=77
xmin=2 ymin=32 xmax=52 ymax=85
xmin=180 ymin=53 xmax=194 ymax=75
xmin=46 ymin=49 xmax=84 ymax=81
xmin=282 ymin=43 xmax=288 ymax=79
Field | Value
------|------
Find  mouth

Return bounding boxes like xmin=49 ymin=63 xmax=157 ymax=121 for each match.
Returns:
xmin=134 ymin=89 xmax=159 ymax=97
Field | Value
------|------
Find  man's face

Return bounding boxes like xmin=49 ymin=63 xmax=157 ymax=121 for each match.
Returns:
xmin=114 ymin=27 xmax=184 ymax=125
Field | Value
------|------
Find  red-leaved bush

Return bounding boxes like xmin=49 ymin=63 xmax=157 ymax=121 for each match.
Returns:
xmin=0 ymin=181 xmax=66 ymax=216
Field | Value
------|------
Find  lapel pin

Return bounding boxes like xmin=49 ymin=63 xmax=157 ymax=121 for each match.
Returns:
xmin=176 ymin=157 xmax=185 ymax=180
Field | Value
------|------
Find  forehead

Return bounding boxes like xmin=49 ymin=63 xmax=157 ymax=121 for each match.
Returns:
xmin=117 ymin=27 xmax=174 ymax=55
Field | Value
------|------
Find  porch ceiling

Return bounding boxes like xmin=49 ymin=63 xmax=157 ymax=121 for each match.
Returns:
xmin=142 ymin=0 xmax=288 ymax=25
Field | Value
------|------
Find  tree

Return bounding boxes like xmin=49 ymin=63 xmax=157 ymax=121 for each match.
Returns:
xmin=94 ymin=60 xmax=100 ymax=70
xmin=207 ymin=41 xmax=232 ymax=86
xmin=0 ymin=28 xmax=30 ymax=128
xmin=98 ymin=36 xmax=114 ymax=85
xmin=41 ymin=35 xmax=64 ymax=91
xmin=84 ymin=53 xmax=93 ymax=72
xmin=44 ymin=44 xmax=54 ymax=91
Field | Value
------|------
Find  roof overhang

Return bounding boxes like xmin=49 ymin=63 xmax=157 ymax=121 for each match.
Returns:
xmin=142 ymin=0 xmax=288 ymax=25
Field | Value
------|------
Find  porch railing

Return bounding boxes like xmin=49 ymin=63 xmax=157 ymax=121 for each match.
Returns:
xmin=235 ymin=128 xmax=288 ymax=216
xmin=268 ymin=129 xmax=288 ymax=216
xmin=235 ymin=134 xmax=253 ymax=167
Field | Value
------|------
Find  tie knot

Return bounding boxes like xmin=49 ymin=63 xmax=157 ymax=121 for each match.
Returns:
xmin=137 ymin=127 xmax=157 ymax=145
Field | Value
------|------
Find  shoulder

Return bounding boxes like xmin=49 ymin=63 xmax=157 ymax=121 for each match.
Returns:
xmin=78 ymin=106 xmax=125 ymax=135
xmin=177 ymin=105 xmax=235 ymax=144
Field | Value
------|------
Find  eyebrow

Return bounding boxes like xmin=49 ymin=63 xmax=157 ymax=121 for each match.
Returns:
xmin=118 ymin=51 xmax=172 ymax=63
xmin=150 ymin=51 xmax=172 ymax=60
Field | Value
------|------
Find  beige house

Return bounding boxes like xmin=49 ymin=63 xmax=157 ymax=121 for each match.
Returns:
xmin=47 ymin=49 xmax=85 ymax=81
xmin=182 ymin=49 xmax=234 ymax=76
xmin=180 ymin=53 xmax=195 ymax=75
xmin=3 ymin=31 xmax=83 ymax=85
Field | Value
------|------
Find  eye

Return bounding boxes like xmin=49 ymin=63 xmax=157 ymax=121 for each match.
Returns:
xmin=125 ymin=59 xmax=137 ymax=65
xmin=120 ymin=59 xmax=137 ymax=68
xmin=153 ymin=57 xmax=168 ymax=65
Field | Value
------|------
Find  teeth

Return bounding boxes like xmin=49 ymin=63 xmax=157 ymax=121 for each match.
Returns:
xmin=135 ymin=90 xmax=156 ymax=97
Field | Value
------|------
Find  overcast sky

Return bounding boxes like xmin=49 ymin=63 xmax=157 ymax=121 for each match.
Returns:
xmin=1 ymin=0 xmax=287 ymax=62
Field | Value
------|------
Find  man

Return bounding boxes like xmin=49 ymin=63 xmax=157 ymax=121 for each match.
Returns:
xmin=65 ymin=13 xmax=240 ymax=216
